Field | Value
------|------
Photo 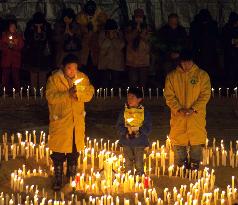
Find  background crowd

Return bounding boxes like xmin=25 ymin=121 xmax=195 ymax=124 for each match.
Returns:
xmin=0 ymin=0 xmax=238 ymax=95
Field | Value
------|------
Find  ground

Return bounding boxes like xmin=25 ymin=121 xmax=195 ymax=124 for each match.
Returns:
xmin=0 ymin=97 xmax=237 ymax=202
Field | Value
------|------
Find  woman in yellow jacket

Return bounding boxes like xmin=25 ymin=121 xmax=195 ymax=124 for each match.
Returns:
xmin=164 ymin=49 xmax=211 ymax=170
xmin=46 ymin=54 xmax=94 ymax=191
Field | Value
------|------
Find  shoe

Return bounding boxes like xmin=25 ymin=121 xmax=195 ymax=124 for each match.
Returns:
xmin=52 ymin=163 xmax=63 ymax=191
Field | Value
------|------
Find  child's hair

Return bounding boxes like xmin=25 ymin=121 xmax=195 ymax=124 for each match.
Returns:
xmin=128 ymin=87 xmax=143 ymax=99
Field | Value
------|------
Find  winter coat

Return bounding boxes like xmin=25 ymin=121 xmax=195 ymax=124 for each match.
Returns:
xmin=46 ymin=70 xmax=94 ymax=153
xmin=164 ymin=64 xmax=211 ymax=146
xmin=24 ymin=20 xmax=52 ymax=69
xmin=126 ymin=29 xmax=150 ymax=68
xmin=98 ymin=32 xmax=125 ymax=71
xmin=76 ymin=9 xmax=108 ymax=66
xmin=116 ymin=105 xmax=152 ymax=147
xmin=0 ymin=31 xmax=24 ymax=68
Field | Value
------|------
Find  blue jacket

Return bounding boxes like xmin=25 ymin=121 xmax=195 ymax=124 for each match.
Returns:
xmin=116 ymin=107 xmax=152 ymax=147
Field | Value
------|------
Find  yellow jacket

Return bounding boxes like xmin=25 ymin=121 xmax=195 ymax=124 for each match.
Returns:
xmin=124 ymin=105 xmax=144 ymax=128
xmin=46 ymin=70 xmax=94 ymax=153
xmin=164 ymin=64 xmax=211 ymax=146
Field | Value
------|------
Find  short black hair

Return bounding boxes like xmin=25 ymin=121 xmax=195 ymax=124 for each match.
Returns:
xmin=104 ymin=19 xmax=118 ymax=30
xmin=62 ymin=54 xmax=79 ymax=67
xmin=180 ymin=49 xmax=194 ymax=61
xmin=168 ymin=13 xmax=178 ymax=19
xmin=128 ymin=87 xmax=143 ymax=99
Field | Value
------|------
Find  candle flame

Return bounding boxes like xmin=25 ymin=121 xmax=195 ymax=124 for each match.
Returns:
xmin=74 ymin=78 xmax=84 ymax=85
xmin=126 ymin=118 xmax=134 ymax=123
xmin=9 ymin=35 xmax=13 ymax=40
xmin=71 ymin=180 xmax=76 ymax=188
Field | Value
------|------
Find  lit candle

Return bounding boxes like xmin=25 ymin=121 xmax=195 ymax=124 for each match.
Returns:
xmin=34 ymin=88 xmax=37 ymax=100
xmin=13 ymin=88 xmax=15 ymax=99
xmin=20 ymin=87 xmax=23 ymax=100
xmin=226 ymin=88 xmax=229 ymax=98
xmin=219 ymin=88 xmax=221 ymax=97
xmin=3 ymin=87 xmax=5 ymax=99
xmin=211 ymin=88 xmax=215 ymax=98
xmin=149 ymin=88 xmax=151 ymax=100
xmin=27 ymin=86 xmax=30 ymax=101
xmin=40 ymin=87 xmax=43 ymax=99
xmin=111 ymin=88 xmax=114 ymax=98
xmin=234 ymin=87 xmax=237 ymax=98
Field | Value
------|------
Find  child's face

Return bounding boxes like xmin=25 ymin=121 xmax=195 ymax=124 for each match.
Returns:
xmin=127 ymin=93 xmax=142 ymax=107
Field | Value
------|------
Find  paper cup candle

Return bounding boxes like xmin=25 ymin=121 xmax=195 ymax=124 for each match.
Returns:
xmin=74 ymin=78 xmax=84 ymax=98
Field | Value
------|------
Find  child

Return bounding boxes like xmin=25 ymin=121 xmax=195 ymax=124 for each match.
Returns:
xmin=116 ymin=87 xmax=152 ymax=175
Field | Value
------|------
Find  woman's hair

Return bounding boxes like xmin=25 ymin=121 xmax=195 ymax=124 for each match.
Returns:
xmin=8 ymin=19 xmax=17 ymax=30
xmin=61 ymin=8 xmax=76 ymax=22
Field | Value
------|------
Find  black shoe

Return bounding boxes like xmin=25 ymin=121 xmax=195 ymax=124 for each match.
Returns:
xmin=52 ymin=163 xmax=63 ymax=191
xmin=66 ymin=162 xmax=78 ymax=180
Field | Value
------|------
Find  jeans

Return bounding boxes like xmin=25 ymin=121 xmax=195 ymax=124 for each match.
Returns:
xmin=173 ymin=145 xmax=202 ymax=170
xmin=123 ymin=146 xmax=145 ymax=175
xmin=50 ymin=130 xmax=79 ymax=166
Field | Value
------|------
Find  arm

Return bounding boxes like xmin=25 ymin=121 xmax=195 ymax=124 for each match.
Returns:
xmin=116 ymin=111 xmax=128 ymax=137
xmin=46 ymin=75 xmax=70 ymax=105
xmin=164 ymin=75 xmax=183 ymax=114
xmin=192 ymin=72 xmax=211 ymax=112
xmin=139 ymin=110 xmax=152 ymax=136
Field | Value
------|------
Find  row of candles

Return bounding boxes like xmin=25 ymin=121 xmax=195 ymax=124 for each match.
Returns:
xmin=1 ymin=87 xmax=238 ymax=100
xmin=0 ymin=131 xmax=238 ymax=205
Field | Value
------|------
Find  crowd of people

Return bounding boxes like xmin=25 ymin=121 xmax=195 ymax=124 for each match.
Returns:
xmin=0 ymin=0 xmax=238 ymax=95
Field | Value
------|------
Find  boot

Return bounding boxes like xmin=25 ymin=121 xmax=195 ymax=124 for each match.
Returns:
xmin=52 ymin=163 xmax=63 ymax=191
xmin=66 ymin=162 xmax=78 ymax=181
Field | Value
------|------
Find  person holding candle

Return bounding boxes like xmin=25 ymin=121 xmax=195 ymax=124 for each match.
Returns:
xmin=46 ymin=54 xmax=94 ymax=191
xmin=0 ymin=19 xmax=24 ymax=95
xmin=116 ymin=87 xmax=152 ymax=175
xmin=164 ymin=49 xmax=211 ymax=171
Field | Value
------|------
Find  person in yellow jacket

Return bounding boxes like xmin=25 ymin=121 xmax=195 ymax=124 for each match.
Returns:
xmin=46 ymin=54 xmax=94 ymax=191
xmin=164 ymin=49 xmax=211 ymax=170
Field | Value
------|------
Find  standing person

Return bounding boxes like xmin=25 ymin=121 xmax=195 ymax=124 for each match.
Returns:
xmin=158 ymin=13 xmax=187 ymax=83
xmin=76 ymin=0 xmax=108 ymax=86
xmin=125 ymin=8 xmax=150 ymax=88
xmin=0 ymin=19 xmax=24 ymax=95
xmin=24 ymin=12 xmax=52 ymax=90
xmin=98 ymin=19 xmax=125 ymax=88
xmin=190 ymin=9 xmax=219 ymax=84
xmin=116 ymin=87 xmax=152 ymax=175
xmin=222 ymin=12 xmax=238 ymax=87
xmin=164 ymin=49 xmax=211 ymax=170
xmin=52 ymin=8 xmax=81 ymax=69
xmin=46 ymin=54 xmax=94 ymax=191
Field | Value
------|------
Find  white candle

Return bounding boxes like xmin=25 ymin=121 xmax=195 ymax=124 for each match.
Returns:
xmin=20 ymin=87 xmax=23 ymax=100
xmin=156 ymin=88 xmax=159 ymax=99
xmin=3 ymin=87 xmax=5 ymax=99
xmin=111 ymin=88 xmax=114 ymax=98
xmin=219 ymin=88 xmax=221 ymax=97
xmin=211 ymin=88 xmax=215 ymax=98
xmin=27 ymin=86 xmax=30 ymax=101
xmin=234 ymin=87 xmax=237 ymax=98
xmin=34 ymin=88 xmax=37 ymax=100
xmin=40 ymin=87 xmax=43 ymax=99
xmin=149 ymin=88 xmax=151 ymax=100
xmin=226 ymin=88 xmax=229 ymax=98
xmin=13 ymin=88 xmax=15 ymax=99
xmin=119 ymin=88 xmax=122 ymax=99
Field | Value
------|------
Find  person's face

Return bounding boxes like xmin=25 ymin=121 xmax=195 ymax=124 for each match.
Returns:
xmin=64 ymin=16 xmax=73 ymax=24
xmin=9 ymin=24 xmax=16 ymax=33
xmin=106 ymin=30 xmax=117 ymax=39
xmin=127 ymin=93 xmax=142 ymax=107
xmin=168 ymin=17 xmax=178 ymax=29
xmin=135 ymin=16 xmax=143 ymax=24
xmin=63 ymin=63 xmax=78 ymax=79
xmin=180 ymin=60 xmax=193 ymax=71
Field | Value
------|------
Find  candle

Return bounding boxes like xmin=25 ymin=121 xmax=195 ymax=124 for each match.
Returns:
xmin=211 ymin=88 xmax=214 ymax=98
xmin=34 ymin=88 xmax=37 ymax=100
xmin=40 ymin=87 xmax=43 ymax=99
xmin=27 ymin=86 xmax=30 ymax=101
xmin=226 ymin=88 xmax=229 ymax=98
xmin=219 ymin=88 xmax=221 ymax=97
xmin=111 ymin=88 xmax=114 ymax=98
xmin=13 ymin=88 xmax=15 ymax=99
xmin=234 ymin=87 xmax=237 ymax=98
xmin=119 ymin=88 xmax=122 ymax=99
xmin=156 ymin=88 xmax=159 ymax=99
xmin=149 ymin=88 xmax=151 ymax=99
xmin=20 ymin=87 xmax=23 ymax=100
xmin=3 ymin=87 xmax=5 ymax=99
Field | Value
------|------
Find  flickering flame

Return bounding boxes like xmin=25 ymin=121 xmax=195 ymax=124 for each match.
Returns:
xmin=126 ymin=118 xmax=134 ymax=123
xmin=71 ymin=180 xmax=76 ymax=188
xmin=9 ymin=35 xmax=13 ymax=40
xmin=74 ymin=78 xmax=84 ymax=85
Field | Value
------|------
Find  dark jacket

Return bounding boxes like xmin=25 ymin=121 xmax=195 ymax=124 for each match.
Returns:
xmin=116 ymin=107 xmax=152 ymax=147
